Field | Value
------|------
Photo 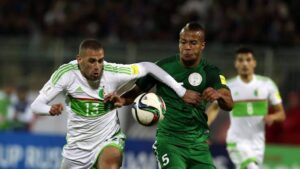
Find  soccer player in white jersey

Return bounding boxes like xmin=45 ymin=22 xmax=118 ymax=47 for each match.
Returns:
xmin=31 ymin=39 xmax=201 ymax=169
xmin=206 ymin=47 xmax=285 ymax=169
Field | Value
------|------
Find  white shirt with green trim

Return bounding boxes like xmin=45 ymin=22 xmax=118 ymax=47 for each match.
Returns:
xmin=31 ymin=60 xmax=186 ymax=165
xmin=226 ymin=75 xmax=282 ymax=143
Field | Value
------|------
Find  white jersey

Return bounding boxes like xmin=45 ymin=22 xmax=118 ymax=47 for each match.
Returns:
xmin=226 ymin=75 xmax=282 ymax=144
xmin=38 ymin=61 xmax=156 ymax=164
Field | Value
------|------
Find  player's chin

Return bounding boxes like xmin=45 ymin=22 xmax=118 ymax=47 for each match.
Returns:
xmin=89 ymin=75 xmax=100 ymax=81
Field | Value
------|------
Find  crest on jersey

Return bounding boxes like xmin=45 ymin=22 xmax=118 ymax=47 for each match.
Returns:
xmin=188 ymin=73 xmax=202 ymax=86
xmin=98 ymin=87 xmax=105 ymax=99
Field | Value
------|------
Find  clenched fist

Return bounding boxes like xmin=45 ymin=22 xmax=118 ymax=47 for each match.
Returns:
xmin=49 ymin=103 xmax=64 ymax=116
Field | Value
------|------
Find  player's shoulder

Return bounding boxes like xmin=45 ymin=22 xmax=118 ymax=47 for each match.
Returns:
xmin=255 ymin=74 xmax=278 ymax=88
xmin=156 ymin=55 xmax=177 ymax=67
xmin=255 ymin=74 xmax=273 ymax=83
xmin=51 ymin=61 xmax=78 ymax=84
xmin=103 ymin=61 xmax=133 ymax=75
xmin=202 ymin=59 xmax=220 ymax=72
xmin=227 ymin=76 xmax=238 ymax=83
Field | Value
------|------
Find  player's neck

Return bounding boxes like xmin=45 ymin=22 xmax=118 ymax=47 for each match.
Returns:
xmin=181 ymin=57 xmax=201 ymax=68
xmin=88 ymin=80 xmax=100 ymax=89
xmin=240 ymin=74 xmax=254 ymax=83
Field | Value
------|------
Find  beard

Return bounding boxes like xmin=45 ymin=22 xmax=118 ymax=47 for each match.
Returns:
xmin=181 ymin=57 xmax=198 ymax=67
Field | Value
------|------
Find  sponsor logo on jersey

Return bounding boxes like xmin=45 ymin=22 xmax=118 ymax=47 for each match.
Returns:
xmin=234 ymin=91 xmax=239 ymax=96
xmin=188 ymin=73 xmax=202 ymax=86
xmin=219 ymin=75 xmax=227 ymax=85
xmin=131 ymin=65 xmax=139 ymax=74
xmin=75 ymin=86 xmax=84 ymax=93
xmin=42 ymin=84 xmax=53 ymax=95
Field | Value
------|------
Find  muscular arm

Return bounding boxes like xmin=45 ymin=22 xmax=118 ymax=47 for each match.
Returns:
xmin=217 ymin=88 xmax=234 ymax=111
xmin=203 ymin=87 xmax=233 ymax=111
xmin=206 ymin=102 xmax=220 ymax=126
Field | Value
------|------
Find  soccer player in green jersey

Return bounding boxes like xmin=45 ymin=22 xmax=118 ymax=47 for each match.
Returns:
xmin=109 ymin=22 xmax=233 ymax=169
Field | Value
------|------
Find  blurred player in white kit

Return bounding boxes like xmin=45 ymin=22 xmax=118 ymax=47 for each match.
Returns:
xmin=207 ymin=47 xmax=285 ymax=169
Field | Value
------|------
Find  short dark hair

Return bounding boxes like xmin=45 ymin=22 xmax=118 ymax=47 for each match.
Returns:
xmin=182 ymin=22 xmax=205 ymax=32
xmin=235 ymin=46 xmax=254 ymax=55
xmin=79 ymin=39 xmax=103 ymax=52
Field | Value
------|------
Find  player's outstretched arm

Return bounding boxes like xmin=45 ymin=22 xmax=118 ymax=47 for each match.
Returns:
xmin=137 ymin=62 xmax=186 ymax=97
xmin=203 ymin=87 xmax=233 ymax=111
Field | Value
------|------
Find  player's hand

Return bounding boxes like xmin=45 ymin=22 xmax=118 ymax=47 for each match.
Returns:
xmin=49 ymin=103 xmax=64 ymax=116
xmin=182 ymin=90 xmax=202 ymax=106
xmin=202 ymin=87 xmax=221 ymax=102
xmin=264 ymin=115 xmax=275 ymax=126
xmin=104 ymin=92 xmax=126 ymax=107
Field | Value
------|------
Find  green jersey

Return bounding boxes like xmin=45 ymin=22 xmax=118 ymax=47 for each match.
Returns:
xmin=136 ymin=55 xmax=228 ymax=146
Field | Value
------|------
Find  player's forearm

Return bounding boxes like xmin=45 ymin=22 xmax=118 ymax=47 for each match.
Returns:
xmin=217 ymin=90 xmax=233 ymax=111
xmin=271 ymin=104 xmax=286 ymax=122
xmin=138 ymin=62 xmax=186 ymax=97
xmin=206 ymin=102 xmax=220 ymax=126
xmin=121 ymin=85 xmax=143 ymax=105
xmin=31 ymin=94 xmax=52 ymax=115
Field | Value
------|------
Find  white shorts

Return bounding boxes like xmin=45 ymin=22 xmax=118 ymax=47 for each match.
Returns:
xmin=60 ymin=131 xmax=126 ymax=169
xmin=226 ymin=141 xmax=264 ymax=169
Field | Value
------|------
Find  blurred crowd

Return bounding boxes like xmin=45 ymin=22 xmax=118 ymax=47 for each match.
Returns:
xmin=0 ymin=0 xmax=300 ymax=45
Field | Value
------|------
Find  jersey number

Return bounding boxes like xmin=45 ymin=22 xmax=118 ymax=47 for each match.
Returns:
xmin=247 ymin=102 xmax=254 ymax=115
xmin=162 ymin=154 xmax=169 ymax=166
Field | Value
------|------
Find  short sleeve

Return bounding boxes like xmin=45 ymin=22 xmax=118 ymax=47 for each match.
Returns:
xmin=267 ymin=78 xmax=282 ymax=105
xmin=205 ymin=66 xmax=229 ymax=90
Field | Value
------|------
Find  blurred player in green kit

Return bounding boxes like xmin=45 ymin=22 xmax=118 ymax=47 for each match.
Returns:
xmin=109 ymin=22 xmax=233 ymax=169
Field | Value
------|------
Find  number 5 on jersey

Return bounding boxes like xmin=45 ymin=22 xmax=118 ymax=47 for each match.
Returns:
xmin=162 ymin=154 xmax=169 ymax=166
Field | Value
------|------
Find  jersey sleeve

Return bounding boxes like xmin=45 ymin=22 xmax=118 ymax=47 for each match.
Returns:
xmin=205 ymin=66 xmax=229 ymax=90
xmin=110 ymin=62 xmax=186 ymax=97
xmin=31 ymin=64 xmax=72 ymax=115
xmin=267 ymin=78 xmax=282 ymax=105
xmin=40 ymin=64 xmax=72 ymax=101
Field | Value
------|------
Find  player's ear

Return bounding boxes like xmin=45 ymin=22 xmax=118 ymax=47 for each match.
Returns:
xmin=253 ymin=59 xmax=257 ymax=68
xmin=201 ymin=41 xmax=206 ymax=50
xmin=76 ymin=55 xmax=81 ymax=63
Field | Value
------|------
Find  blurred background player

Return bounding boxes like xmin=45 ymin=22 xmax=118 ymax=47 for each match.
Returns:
xmin=207 ymin=47 xmax=285 ymax=169
xmin=11 ymin=84 xmax=36 ymax=131
xmin=0 ymin=82 xmax=15 ymax=131
xmin=31 ymin=39 xmax=200 ymax=169
xmin=110 ymin=22 xmax=233 ymax=169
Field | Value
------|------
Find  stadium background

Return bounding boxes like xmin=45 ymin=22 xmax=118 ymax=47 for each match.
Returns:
xmin=0 ymin=0 xmax=300 ymax=168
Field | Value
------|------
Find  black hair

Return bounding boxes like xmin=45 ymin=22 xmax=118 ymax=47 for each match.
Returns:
xmin=79 ymin=39 xmax=103 ymax=52
xmin=183 ymin=22 xmax=205 ymax=32
xmin=235 ymin=46 xmax=254 ymax=55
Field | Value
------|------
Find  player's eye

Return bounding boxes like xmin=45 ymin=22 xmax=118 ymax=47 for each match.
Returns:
xmin=180 ymin=40 xmax=187 ymax=44
xmin=190 ymin=41 xmax=198 ymax=45
xmin=88 ymin=58 xmax=96 ymax=63
xmin=98 ymin=59 xmax=103 ymax=64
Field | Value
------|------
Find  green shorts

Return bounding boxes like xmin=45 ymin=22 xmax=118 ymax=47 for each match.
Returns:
xmin=152 ymin=140 xmax=216 ymax=169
